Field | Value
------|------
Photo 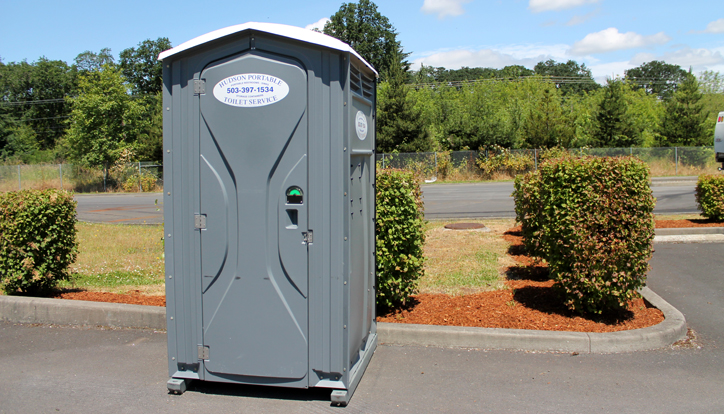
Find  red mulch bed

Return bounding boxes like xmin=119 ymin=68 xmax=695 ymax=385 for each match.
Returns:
xmin=655 ymin=218 xmax=724 ymax=228
xmin=52 ymin=218 xmax=717 ymax=332
xmin=377 ymin=226 xmax=664 ymax=332
xmin=52 ymin=290 xmax=165 ymax=307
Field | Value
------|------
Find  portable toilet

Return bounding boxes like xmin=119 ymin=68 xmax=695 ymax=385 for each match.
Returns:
xmin=159 ymin=22 xmax=377 ymax=405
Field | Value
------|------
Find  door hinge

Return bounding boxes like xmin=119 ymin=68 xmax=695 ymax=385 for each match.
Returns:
xmin=302 ymin=230 xmax=313 ymax=245
xmin=194 ymin=79 xmax=206 ymax=95
xmin=194 ymin=214 xmax=207 ymax=229
xmin=198 ymin=345 xmax=209 ymax=360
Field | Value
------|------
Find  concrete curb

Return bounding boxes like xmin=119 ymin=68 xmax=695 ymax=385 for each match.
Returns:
xmin=655 ymin=227 xmax=724 ymax=235
xmin=0 ymin=287 xmax=686 ymax=354
xmin=654 ymin=228 xmax=724 ymax=243
xmin=0 ymin=295 xmax=166 ymax=330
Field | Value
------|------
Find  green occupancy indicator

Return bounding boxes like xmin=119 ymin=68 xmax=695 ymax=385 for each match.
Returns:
xmin=286 ymin=186 xmax=303 ymax=204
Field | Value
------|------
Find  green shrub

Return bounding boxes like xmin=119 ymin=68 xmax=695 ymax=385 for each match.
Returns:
xmin=476 ymin=145 xmax=534 ymax=178
xmin=0 ymin=189 xmax=78 ymax=294
xmin=122 ymin=171 xmax=158 ymax=192
xmin=513 ymin=169 xmax=545 ymax=257
xmin=376 ymin=168 xmax=426 ymax=310
xmin=695 ymin=174 xmax=724 ymax=220
xmin=513 ymin=157 xmax=655 ymax=314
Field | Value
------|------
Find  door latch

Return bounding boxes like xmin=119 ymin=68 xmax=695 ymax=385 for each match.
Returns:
xmin=302 ymin=230 xmax=313 ymax=245
xmin=194 ymin=214 xmax=207 ymax=230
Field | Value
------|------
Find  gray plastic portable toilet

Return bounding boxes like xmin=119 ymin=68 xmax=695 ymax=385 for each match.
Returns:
xmin=159 ymin=22 xmax=377 ymax=405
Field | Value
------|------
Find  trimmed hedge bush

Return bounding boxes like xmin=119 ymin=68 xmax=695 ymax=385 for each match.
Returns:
xmin=513 ymin=156 xmax=655 ymax=314
xmin=695 ymin=174 xmax=724 ymax=220
xmin=376 ymin=168 xmax=426 ymax=310
xmin=0 ymin=189 xmax=78 ymax=294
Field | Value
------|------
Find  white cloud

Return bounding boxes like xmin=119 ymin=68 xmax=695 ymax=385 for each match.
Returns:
xmin=410 ymin=43 xmax=569 ymax=70
xmin=589 ymin=47 xmax=724 ymax=82
xmin=704 ymin=18 xmax=724 ymax=34
xmin=654 ymin=47 xmax=724 ymax=70
xmin=566 ymin=10 xmax=598 ymax=26
xmin=305 ymin=17 xmax=330 ymax=31
xmin=421 ymin=0 xmax=472 ymax=18
xmin=568 ymin=28 xmax=670 ymax=55
xmin=529 ymin=0 xmax=600 ymax=13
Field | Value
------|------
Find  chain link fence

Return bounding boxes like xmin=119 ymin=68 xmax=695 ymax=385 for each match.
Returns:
xmin=376 ymin=146 xmax=718 ymax=182
xmin=0 ymin=162 xmax=163 ymax=193
xmin=0 ymin=146 xmax=717 ymax=192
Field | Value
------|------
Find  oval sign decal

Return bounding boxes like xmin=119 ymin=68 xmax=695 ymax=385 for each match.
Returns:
xmin=213 ymin=73 xmax=289 ymax=108
xmin=355 ymin=111 xmax=368 ymax=140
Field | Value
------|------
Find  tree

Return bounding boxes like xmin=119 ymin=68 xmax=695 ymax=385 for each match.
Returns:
xmin=523 ymin=83 xmax=565 ymax=148
xmin=660 ymin=72 xmax=708 ymax=146
xmin=134 ymin=92 xmax=164 ymax=162
xmin=119 ymin=38 xmax=171 ymax=96
xmin=533 ymin=59 xmax=599 ymax=95
xmin=63 ymin=65 xmax=147 ymax=167
xmin=324 ymin=0 xmax=407 ymax=78
xmin=74 ymin=48 xmax=115 ymax=72
xmin=594 ymin=79 xmax=638 ymax=147
xmin=0 ymin=58 xmax=76 ymax=151
xmin=376 ymin=50 xmax=430 ymax=152
xmin=697 ymin=70 xmax=724 ymax=94
xmin=499 ymin=65 xmax=535 ymax=79
xmin=624 ymin=61 xmax=688 ymax=99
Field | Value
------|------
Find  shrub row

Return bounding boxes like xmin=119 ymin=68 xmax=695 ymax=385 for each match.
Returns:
xmin=0 ymin=189 xmax=78 ymax=294
xmin=375 ymin=168 xmax=426 ymax=310
xmin=513 ymin=156 xmax=655 ymax=314
xmin=695 ymin=174 xmax=724 ymax=220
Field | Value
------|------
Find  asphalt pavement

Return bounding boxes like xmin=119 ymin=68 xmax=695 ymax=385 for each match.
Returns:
xmin=75 ymin=192 xmax=164 ymax=224
xmin=422 ymin=176 xmax=699 ymax=219
xmin=1 ymin=241 xmax=723 ymax=413
xmin=74 ymin=176 xmax=700 ymax=224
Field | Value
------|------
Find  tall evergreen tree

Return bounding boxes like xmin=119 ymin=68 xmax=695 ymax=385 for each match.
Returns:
xmin=594 ymin=79 xmax=638 ymax=147
xmin=523 ymin=83 xmax=564 ymax=149
xmin=323 ymin=0 xmax=407 ymax=79
xmin=376 ymin=50 xmax=429 ymax=152
xmin=660 ymin=71 xmax=708 ymax=146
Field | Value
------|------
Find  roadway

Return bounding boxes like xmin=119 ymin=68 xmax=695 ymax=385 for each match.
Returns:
xmin=1 ymin=242 xmax=722 ymax=412
xmin=75 ymin=176 xmax=699 ymax=224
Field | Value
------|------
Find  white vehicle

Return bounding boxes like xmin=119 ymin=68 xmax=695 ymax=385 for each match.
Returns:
xmin=717 ymin=111 xmax=724 ymax=171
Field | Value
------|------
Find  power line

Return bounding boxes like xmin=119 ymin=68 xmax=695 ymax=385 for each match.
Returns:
xmin=0 ymin=93 xmax=153 ymax=107
xmin=0 ymin=98 xmax=67 ymax=107
xmin=412 ymin=76 xmax=683 ymax=89
xmin=16 ymin=115 xmax=70 ymax=122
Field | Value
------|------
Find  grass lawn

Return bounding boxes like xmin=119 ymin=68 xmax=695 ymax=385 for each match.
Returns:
xmin=58 ymin=213 xmax=704 ymax=296
xmin=63 ymin=219 xmax=518 ymax=296
xmin=419 ymin=219 xmax=515 ymax=295
xmin=59 ymin=222 xmax=165 ymax=295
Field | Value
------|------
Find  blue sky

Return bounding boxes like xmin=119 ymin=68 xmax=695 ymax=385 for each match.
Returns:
xmin=1 ymin=0 xmax=722 ymax=82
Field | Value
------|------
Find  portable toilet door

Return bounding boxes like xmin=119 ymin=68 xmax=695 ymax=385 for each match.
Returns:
xmin=198 ymin=55 xmax=310 ymax=381
xmin=160 ymin=22 xmax=378 ymax=406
